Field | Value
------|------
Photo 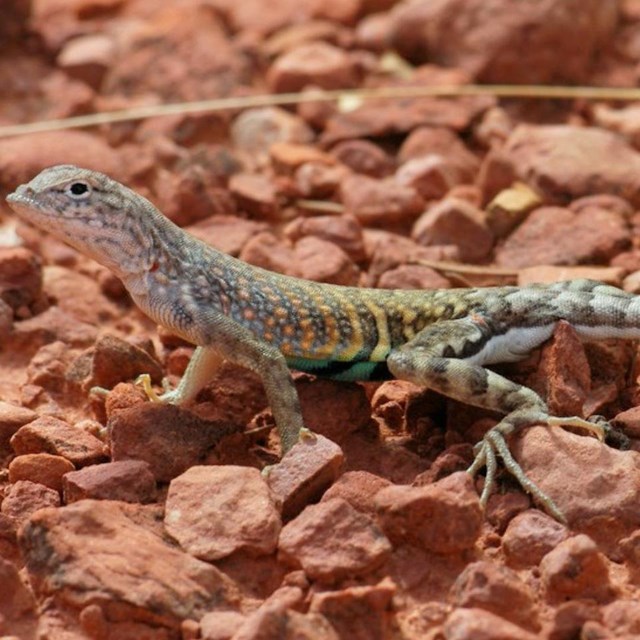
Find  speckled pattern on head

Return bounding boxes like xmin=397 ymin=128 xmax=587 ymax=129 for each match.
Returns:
xmin=8 ymin=164 xmax=640 ymax=521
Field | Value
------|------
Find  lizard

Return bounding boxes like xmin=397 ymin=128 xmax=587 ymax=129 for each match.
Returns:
xmin=6 ymin=164 xmax=637 ymax=522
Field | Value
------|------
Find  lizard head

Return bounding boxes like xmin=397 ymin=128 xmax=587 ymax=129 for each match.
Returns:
xmin=6 ymin=164 xmax=159 ymax=276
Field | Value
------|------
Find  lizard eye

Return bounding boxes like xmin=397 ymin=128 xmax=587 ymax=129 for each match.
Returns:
xmin=66 ymin=182 xmax=91 ymax=199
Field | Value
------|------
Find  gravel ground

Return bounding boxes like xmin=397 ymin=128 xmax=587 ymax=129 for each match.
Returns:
xmin=2 ymin=1 xmax=640 ymax=639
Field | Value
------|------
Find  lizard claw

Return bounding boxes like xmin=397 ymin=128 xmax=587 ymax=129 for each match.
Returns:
xmin=547 ymin=415 xmax=606 ymax=441
xmin=467 ymin=417 xmax=567 ymax=523
xmin=135 ymin=373 xmax=163 ymax=402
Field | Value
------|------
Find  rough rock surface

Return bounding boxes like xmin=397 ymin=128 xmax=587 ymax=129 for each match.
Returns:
xmin=19 ymin=501 xmax=240 ymax=631
xmin=164 ymin=465 xmax=281 ymax=560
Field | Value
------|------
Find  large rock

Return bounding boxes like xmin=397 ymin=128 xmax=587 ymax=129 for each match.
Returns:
xmin=480 ymin=125 xmax=640 ymax=206
xmin=389 ymin=0 xmax=618 ymax=83
xmin=19 ymin=500 xmax=240 ymax=630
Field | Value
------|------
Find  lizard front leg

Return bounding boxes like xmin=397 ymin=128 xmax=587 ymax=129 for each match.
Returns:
xmin=144 ymin=325 xmax=306 ymax=455
xmin=386 ymin=317 xmax=604 ymax=522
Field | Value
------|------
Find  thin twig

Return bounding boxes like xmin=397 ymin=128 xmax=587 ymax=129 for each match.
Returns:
xmin=412 ymin=259 xmax=519 ymax=278
xmin=0 ymin=83 xmax=637 ymax=138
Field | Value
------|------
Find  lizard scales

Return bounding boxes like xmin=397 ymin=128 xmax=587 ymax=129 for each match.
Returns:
xmin=7 ymin=164 xmax=639 ymax=522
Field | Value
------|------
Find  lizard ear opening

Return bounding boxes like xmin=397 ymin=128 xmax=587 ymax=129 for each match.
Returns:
xmin=66 ymin=181 xmax=92 ymax=199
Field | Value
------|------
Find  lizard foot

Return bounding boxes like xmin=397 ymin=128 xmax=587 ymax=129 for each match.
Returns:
xmin=465 ymin=411 xmax=611 ymax=523
xmin=467 ymin=412 xmax=616 ymax=523
xmin=135 ymin=373 xmax=174 ymax=403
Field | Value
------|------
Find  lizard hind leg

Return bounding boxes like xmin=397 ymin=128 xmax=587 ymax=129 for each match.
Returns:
xmin=385 ymin=318 xmax=592 ymax=522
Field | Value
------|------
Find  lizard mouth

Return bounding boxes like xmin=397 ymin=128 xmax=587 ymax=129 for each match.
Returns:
xmin=6 ymin=187 xmax=45 ymax=215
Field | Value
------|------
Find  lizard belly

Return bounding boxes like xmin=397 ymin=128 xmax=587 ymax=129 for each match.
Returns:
xmin=463 ymin=324 xmax=556 ymax=365
xmin=285 ymin=356 xmax=391 ymax=381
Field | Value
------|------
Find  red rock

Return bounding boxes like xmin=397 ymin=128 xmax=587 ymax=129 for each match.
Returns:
xmin=19 ymin=500 xmax=240 ymax=630
xmin=103 ymin=5 xmax=242 ymax=103
xmin=512 ymin=427 xmax=640 ymax=549
xmin=443 ymin=607 xmax=538 ymax=640
xmin=0 ymin=401 xmax=37 ymax=456
xmin=569 ymin=193 xmax=634 ymax=218
xmin=0 ymin=512 xmax=18 ymax=564
xmin=313 ymin=0 xmax=361 ymax=25
xmin=371 ymin=379 xmax=425 ymax=432
xmin=8 ymin=453 xmax=75 ymax=492
xmin=340 ymin=174 xmax=425 ymax=226
xmin=1 ymin=480 xmax=61 ymax=528
xmin=389 ymin=0 xmax=617 ymax=83
xmin=24 ymin=341 xmax=73 ymax=397
xmin=395 ymin=155 xmax=467 ymax=201
xmin=526 ymin=321 xmax=590 ymax=418
xmin=330 ymin=140 xmax=394 ymax=178
xmin=11 ymin=416 xmax=106 ymax=467
xmin=0 ymin=556 xmax=36 ymax=627
xmin=257 ymin=580 xmax=307 ymax=613
xmin=186 ymin=215 xmax=268 ymax=257
xmin=481 ymin=125 xmax=640 ymax=206
xmin=321 ymin=95 xmax=493 ymax=146
xmin=284 ymin=214 xmax=366 ymax=264
xmin=165 ymin=466 xmax=281 ymax=561
xmin=208 ymin=0 xmax=354 ymax=34
xmin=108 ymin=403 xmax=238 ymax=482
xmin=309 ymin=579 xmax=396 ymax=640
xmin=0 ymin=299 xmax=13 ymax=342
xmin=624 ymin=270 xmax=640 ymax=294
xmin=0 ymin=247 xmax=42 ymax=313
xmin=229 ymin=173 xmax=281 ymax=219
xmin=264 ymin=21 xmax=351 ymax=58
xmin=268 ymin=434 xmax=344 ymax=521
xmin=494 ymin=205 xmax=630 ymax=269
xmin=412 ymin=198 xmax=494 ymax=262
xmin=0 ymin=131 xmax=124 ymax=188
xmin=11 ymin=306 xmax=98 ymax=354
xmin=68 ymin=333 xmax=163 ymax=396
xmin=63 ymin=460 xmax=157 ymax=504
xmin=612 ymin=248 xmax=640 ymax=273
xmin=450 ymin=561 xmax=540 ymax=631
xmin=593 ymin=103 xmax=640 ymax=148
xmin=354 ymin=12 xmax=393 ymax=52
xmin=602 ymin=599 xmax=640 ymax=637
xmin=152 ymin=167 xmax=238 ymax=227
xmin=378 ymin=264 xmax=451 ymax=290
xmin=270 ymin=142 xmax=334 ymax=175
xmin=0 ymin=0 xmax=29 ymax=44
xmin=57 ymin=34 xmax=115 ymax=89
xmin=200 ymin=610 xmax=247 ymax=640
xmin=240 ymin=232 xmax=299 ymax=277
xmin=278 ymin=497 xmax=391 ymax=582
xmin=366 ymin=231 xmax=459 ymax=286
xmin=230 ymin=107 xmax=314 ymax=160
xmin=296 ymin=377 xmax=371 ymax=444
xmin=42 ymin=265 xmax=120 ymax=326
xmin=268 ymin=42 xmax=358 ymax=93
xmin=293 ymin=236 xmax=360 ymax=286
xmin=399 ymin=127 xmax=479 ymax=170
xmin=613 ymin=406 xmax=640 ymax=439
xmin=232 ymin=608 xmax=338 ymax=640
xmin=375 ymin=472 xmax=482 ymax=553
xmin=294 ymin=161 xmax=350 ymax=199
xmin=547 ymin=601 xmax=602 ymax=640
xmin=540 ymin=534 xmax=614 ymax=603
xmin=484 ymin=489 xmax=531 ymax=532
xmin=502 ymin=510 xmax=570 ymax=568
xmin=321 ymin=470 xmax=392 ymax=516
